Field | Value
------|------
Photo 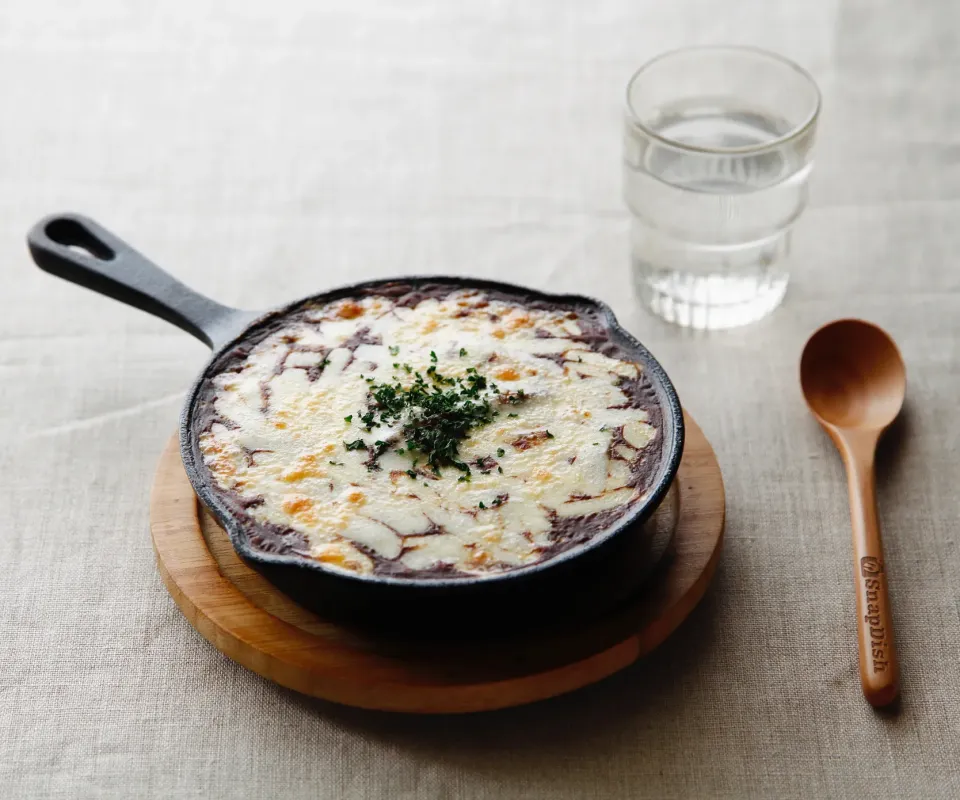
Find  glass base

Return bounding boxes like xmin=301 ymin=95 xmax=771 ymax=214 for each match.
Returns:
xmin=634 ymin=269 xmax=788 ymax=330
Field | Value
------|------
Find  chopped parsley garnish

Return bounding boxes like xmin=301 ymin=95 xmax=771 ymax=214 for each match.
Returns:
xmin=343 ymin=439 xmax=366 ymax=451
xmin=508 ymin=412 xmax=518 ymax=418
xmin=459 ymin=347 xmax=467 ymax=357
xmin=329 ymin=460 xmax=343 ymax=466
xmin=406 ymin=469 xmax=417 ymax=479
xmin=357 ymin=363 xmax=500 ymax=474
xmin=496 ymin=448 xmax=505 ymax=457
xmin=344 ymin=415 xmax=352 ymax=423
xmin=425 ymin=364 xmax=457 ymax=386
xmin=545 ymin=430 xmax=554 ymax=439
xmin=388 ymin=345 xmax=400 ymax=356
xmin=497 ymin=466 xmax=503 ymax=473
xmin=478 ymin=501 xmax=486 ymax=510
xmin=430 ymin=350 xmax=438 ymax=362
xmin=463 ymin=373 xmax=487 ymax=396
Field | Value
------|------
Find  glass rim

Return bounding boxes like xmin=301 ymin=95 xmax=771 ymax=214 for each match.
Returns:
xmin=624 ymin=45 xmax=822 ymax=156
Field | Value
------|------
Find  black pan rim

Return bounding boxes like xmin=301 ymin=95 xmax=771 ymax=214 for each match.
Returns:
xmin=178 ymin=275 xmax=685 ymax=589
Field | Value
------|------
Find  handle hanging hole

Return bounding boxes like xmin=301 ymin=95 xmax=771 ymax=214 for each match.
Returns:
xmin=45 ymin=218 xmax=115 ymax=261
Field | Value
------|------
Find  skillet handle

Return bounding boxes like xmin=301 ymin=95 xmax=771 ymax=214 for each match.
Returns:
xmin=27 ymin=213 xmax=256 ymax=349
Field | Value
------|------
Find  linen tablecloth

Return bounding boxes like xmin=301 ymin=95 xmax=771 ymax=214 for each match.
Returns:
xmin=3 ymin=1 xmax=959 ymax=797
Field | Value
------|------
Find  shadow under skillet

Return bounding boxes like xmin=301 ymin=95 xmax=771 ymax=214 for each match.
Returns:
xmin=281 ymin=553 xmax=726 ymax=752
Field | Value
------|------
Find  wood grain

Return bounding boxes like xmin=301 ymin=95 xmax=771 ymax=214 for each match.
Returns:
xmin=150 ymin=410 xmax=724 ymax=713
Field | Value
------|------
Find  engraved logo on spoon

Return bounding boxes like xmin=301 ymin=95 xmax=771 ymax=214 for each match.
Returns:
xmin=861 ymin=557 xmax=889 ymax=673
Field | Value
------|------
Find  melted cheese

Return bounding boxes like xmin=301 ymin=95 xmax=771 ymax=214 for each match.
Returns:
xmin=198 ymin=290 xmax=660 ymax=577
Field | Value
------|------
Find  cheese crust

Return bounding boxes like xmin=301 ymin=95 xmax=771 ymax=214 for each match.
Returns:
xmin=195 ymin=287 xmax=664 ymax=579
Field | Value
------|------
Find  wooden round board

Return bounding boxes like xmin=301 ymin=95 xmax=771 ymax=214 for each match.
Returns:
xmin=150 ymin=410 xmax=724 ymax=714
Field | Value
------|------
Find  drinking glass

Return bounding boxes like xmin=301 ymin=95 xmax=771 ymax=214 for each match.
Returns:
xmin=623 ymin=46 xmax=821 ymax=329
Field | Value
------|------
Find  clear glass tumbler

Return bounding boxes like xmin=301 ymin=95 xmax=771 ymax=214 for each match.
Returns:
xmin=624 ymin=46 xmax=821 ymax=329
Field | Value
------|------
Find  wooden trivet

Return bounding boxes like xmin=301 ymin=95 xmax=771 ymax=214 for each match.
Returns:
xmin=150 ymin=411 xmax=724 ymax=713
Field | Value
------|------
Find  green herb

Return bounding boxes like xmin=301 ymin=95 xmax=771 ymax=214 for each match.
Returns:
xmin=329 ymin=460 xmax=343 ymax=466
xmin=491 ymin=496 xmax=504 ymax=507
xmin=344 ymin=415 xmax=352 ymax=423
xmin=389 ymin=345 xmax=400 ymax=356
xmin=373 ymin=440 xmax=389 ymax=457
xmin=599 ymin=424 xmax=608 ymax=432
xmin=496 ymin=448 xmax=505 ymax=457
xmin=396 ymin=448 xmax=405 ymax=455
xmin=478 ymin=501 xmax=486 ymax=510
xmin=430 ymin=350 xmax=438 ymax=363
xmin=406 ymin=469 xmax=417 ymax=479
xmin=343 ymin=439 xmax=366 ymax=451
xmin=320 ymin=359 xmax=330 ymax=368
xmin=426 ymin=364 xmax=456 ymax=386
xmin=459 ymin=347 xmax=467 ymax=357
xmin=461 ymin=372 xmax=487 ymax=397
xmin=593 ymin=442 xmax=599 ymax=446
xmin=508 ymin=412 xmax=518 ymax=418
xmin=393 ymin=362 xmax=400 ymax=369
xmin=404 ymin=364 xmax=412 ymax=374
xmin=497 ymin=466 xmax=503 ymax=473
xmin=357 ymin=365 xmax=499 ymax=473
xmin=545 ymin=430 xmax=554 ymax=439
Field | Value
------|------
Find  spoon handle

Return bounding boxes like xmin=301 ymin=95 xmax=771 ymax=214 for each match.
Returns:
xmin=842 ymin=439 xmax=899 ymax=707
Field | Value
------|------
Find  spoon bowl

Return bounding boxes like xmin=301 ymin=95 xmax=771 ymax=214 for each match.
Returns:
xmin=800 ymin=319 xmax=906 ymax=431
xmin=800 ymin=319 xmax=905 ymax=709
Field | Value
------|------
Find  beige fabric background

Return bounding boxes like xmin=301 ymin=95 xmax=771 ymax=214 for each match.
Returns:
xmin=2 ymin=1 xmax=959 ymax=797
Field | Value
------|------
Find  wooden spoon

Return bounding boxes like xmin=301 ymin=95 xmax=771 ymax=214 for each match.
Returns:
xmin=800 ymin=319 xmax=904 ymax=708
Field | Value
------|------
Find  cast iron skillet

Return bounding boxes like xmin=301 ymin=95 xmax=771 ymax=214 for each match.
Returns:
xmin=27 ymin=213 xmax=684 ymax=633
